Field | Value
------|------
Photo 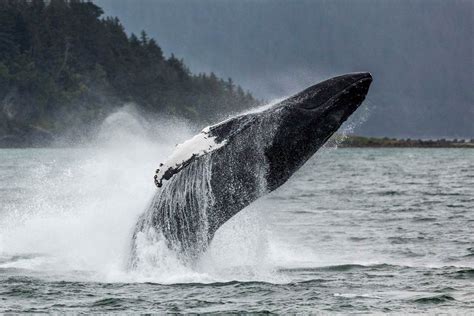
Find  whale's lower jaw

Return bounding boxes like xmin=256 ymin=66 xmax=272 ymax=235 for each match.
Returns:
xmin=129 ymin=73 xmax=372 ymax=267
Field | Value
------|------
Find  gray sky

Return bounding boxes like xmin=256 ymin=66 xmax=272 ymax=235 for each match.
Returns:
xmin=95 ymin=0 xmax=473 ymax=138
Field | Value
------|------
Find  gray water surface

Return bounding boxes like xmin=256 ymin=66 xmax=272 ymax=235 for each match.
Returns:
xmin=0 ymin=148 xmax=472 ymax=313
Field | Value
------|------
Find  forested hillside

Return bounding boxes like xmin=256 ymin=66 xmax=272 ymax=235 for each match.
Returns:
xmin=0 ymin=0 xmax=257 ymax=146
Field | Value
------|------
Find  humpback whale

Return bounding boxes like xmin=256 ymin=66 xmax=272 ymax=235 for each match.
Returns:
xmin=130 ymin=72 xmax=372 ymax=267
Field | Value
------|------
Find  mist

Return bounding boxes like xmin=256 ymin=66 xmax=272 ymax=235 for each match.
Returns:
xmin=0 ymin=107 xmax=292 ymax=283
xmin=94 ymin=0 xmax=473 ymax=138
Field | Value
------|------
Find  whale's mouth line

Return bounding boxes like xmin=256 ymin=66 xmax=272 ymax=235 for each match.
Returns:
xmin=303 ymin=75 xmax=372 ymax=111
xmin=322 ymin=77 xmax=371 ymax=111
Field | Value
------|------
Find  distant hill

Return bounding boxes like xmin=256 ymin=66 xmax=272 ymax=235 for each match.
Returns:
xmin=333 ymin=135 xmax=474 ymax=149
xmin=0 ymin=0 xmax=258 ymax=147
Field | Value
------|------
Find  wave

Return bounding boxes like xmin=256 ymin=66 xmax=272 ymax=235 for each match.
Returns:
xmin=279 ymin=263 xmax=396 ymax=273
xmin=413 ymin=294 xmax=456 ymax=304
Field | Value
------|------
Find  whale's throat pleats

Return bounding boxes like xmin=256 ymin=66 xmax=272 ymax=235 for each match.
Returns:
xmin=130 ymin=155 xmax=215 ymax=267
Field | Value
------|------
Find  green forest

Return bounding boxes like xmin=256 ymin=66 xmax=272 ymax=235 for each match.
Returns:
xmin=0 ymin=0 xmax=258 ymax=146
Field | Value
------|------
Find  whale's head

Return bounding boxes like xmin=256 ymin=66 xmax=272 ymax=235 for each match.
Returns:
xmin=262 ymin=72 xmax=372 ymax=190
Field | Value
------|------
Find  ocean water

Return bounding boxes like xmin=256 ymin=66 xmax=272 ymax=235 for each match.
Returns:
xmin=0 ymin=117 xmax=472 ymax=313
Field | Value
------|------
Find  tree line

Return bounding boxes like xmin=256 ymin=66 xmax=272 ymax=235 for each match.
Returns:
xmin=0 ymin=0 xmax=257 ymax=142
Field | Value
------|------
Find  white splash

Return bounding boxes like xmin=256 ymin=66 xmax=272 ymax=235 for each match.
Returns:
xmin=0 ymin=105 xmax=297 ymax=285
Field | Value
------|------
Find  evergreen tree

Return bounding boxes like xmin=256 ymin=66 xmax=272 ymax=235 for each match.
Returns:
xmin=0 ymin=0 xmax=258 ymax=145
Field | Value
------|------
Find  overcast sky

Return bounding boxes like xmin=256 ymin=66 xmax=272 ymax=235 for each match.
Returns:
xmin=95 ymin=0 xmax=473 ymax=138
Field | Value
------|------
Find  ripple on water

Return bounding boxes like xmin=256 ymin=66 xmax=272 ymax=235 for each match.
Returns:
xmin=412 ymin=294 xmax=456 ymax=304
xmin=0 ymin=148 xmax=473 ymax=313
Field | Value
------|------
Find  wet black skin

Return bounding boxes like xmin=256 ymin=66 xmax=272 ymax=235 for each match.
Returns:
xmin=133 ymin=73 xmax=372 ymax=262
xmin=206 ymin=73 xmax=372 ymax=235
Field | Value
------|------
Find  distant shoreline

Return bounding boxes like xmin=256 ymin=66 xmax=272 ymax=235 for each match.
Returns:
xmin=336 ymin=135 xmax=474 ymax=148
xmin=1 ymin=135 xmax=473 ymax=149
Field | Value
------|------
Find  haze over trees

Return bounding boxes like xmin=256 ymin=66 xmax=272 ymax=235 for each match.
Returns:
xmin=0 ymin=0 xmax=257 ymax=146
